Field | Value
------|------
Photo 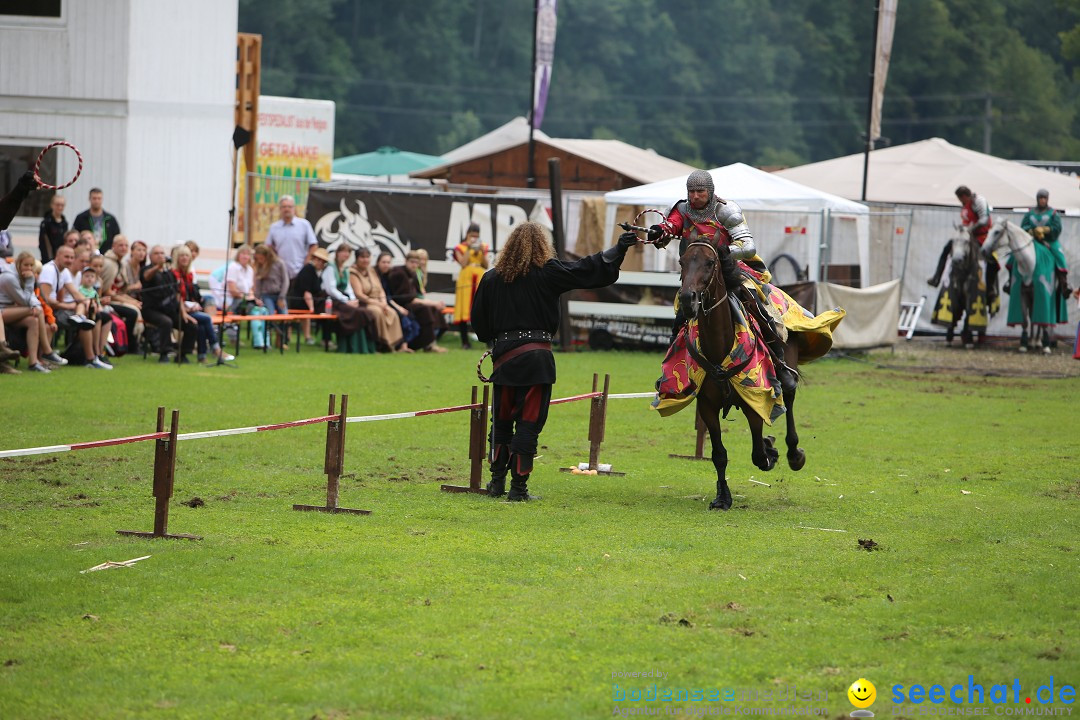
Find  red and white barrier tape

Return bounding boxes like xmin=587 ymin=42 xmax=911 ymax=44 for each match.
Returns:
xmin=347 ymin=402 xmax=482 ymax=424
xmin=549 ymin=391 xmax=604 ymax=406
xmin=177 ymin=414 xmax=339 ymax=441
xmin=0 ymin=431 xmax=169 ymax=459
xmin=0 ymin=392 xmax=659 ymax=459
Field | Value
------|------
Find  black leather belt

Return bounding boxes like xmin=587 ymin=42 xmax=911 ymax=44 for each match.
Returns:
xmin=496 ymin=330 xmax=552 ymax=343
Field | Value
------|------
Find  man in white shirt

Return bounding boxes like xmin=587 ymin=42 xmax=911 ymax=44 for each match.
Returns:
xmin=37 ymin=245 xmax=104 ymax=367
xmin=265 ymin=195 xmax=317 ymax=280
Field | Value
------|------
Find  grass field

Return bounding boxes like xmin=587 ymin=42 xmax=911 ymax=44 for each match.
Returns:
xmin=0 ymin=343 xmax=1077 ymax=719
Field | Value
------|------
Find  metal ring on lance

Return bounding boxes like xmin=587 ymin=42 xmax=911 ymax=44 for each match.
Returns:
xmin=617 ymin=208 xmax=677 ymax=246
xmin=477 ymin=350 xmax=493 ymax=383
xmin=33 ymin=141 xmax=83 ymax=190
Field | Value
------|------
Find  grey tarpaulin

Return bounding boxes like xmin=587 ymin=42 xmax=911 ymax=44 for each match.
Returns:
xmin=816 ymin=279 xmax=901 ymax=349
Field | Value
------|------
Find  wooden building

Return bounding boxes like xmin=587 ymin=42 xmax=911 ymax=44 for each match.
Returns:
xmin=411 ymin=117 xmax=697 ymax=192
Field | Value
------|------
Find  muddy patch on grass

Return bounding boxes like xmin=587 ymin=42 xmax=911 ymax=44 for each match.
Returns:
xmin=870 ymin=340 xmax=1080 ymax=379
xmin=1043 ymin=481 xmax=1080 ymax=500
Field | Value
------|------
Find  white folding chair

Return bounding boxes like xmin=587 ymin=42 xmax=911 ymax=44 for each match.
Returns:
xmin=898 ymin=296 xmax=926 ymax=340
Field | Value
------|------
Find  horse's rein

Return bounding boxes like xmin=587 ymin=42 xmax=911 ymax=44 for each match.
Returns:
xmin=684 ymin=241 xmax=729 ymax=316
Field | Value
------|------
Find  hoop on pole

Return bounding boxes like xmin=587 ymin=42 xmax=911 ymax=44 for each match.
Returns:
xmin=33 ymin=141 xmax=83 ymax=190
xmin=476 ymin=350 xmax=493 ymax=383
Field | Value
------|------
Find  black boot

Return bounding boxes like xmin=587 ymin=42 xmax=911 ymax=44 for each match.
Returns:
xmin=459 ymin=322 xmax=472 ymax=350
xmin=773 ymin=359 xmax=798 ymax=395
xmin=486 ymin=443 xmax=509 ymax=497
xmin=507 ymin=471 xmax=540 ymax=501
xmin=928 ymin=241 xmax=951 ymax=287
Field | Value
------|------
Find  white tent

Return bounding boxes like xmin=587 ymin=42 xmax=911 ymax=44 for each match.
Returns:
xmin=603 ymin=163 xmax=871 ymax=285
xmin=775 ymin=137 xmax=1080 ymax=211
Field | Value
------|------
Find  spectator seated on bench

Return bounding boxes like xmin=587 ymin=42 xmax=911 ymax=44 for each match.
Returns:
xmin=349 ymin=246 xmax=411 ymax=353
xmin=141 ymin=245 xmax=196 ymax=364
xmin=288 ymin=246 xmax=330 ymax=345
xmin=0 ymin=253 xmax=67 ymax=372
xmin=322 ymin=244 xmax=372 ymax=354
xmin=388 ymin=250 xmax=446 ymax=353
xmin=375 ymin=252 xmax=420 ymax=348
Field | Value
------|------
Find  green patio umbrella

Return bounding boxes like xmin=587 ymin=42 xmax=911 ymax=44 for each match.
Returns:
xmin=332 ymin=146 xmax=443 ymax=176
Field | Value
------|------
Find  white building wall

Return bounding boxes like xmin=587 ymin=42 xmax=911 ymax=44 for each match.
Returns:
xmin=0 ymin=1 xmax=131 ymax=100
xmin=0 ymin=0 xmax=237 ymax=256
xmin=124 ymin=0 xmax=237 ymax=249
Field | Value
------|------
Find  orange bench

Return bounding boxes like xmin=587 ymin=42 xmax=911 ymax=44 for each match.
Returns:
xmin=214 ymin=311 xmax=339 ymax=355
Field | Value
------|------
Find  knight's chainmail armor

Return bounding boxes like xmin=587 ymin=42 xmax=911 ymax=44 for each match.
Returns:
xmin=685 ymin=169 xmax=722 ymax=224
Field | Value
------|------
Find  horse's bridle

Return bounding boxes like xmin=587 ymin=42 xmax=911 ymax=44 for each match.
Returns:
xmin=683 ymin=241 xmax=729 ymax=317
xmin=987 ymin=221 xmax=1035 ymax=260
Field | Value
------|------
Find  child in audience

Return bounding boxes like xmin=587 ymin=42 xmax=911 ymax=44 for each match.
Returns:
xmin=78 ymin=266 xmax=114 ymax=368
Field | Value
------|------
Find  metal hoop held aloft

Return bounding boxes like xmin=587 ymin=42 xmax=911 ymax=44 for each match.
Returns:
xmin=634 ymin=208 xmax=667 ymax=227
xmin=476 ymin=350 xmax=493 ymax=383
xmin=33 ymin=141 xmax=83 ymax=190
xmin=618 ymin=208 xmax=678 ymax=246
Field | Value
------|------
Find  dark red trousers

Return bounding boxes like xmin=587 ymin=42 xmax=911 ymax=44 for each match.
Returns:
xmin=490 ymin=383 xmax=552 ymax=476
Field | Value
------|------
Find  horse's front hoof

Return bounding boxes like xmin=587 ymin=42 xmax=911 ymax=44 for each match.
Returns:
xmin=1019 ymin=346 xmax=1028 ymax=353
xmin=788 ymin=448 xmax=806 ymax=471
xmin=964 ymin=343 xmax=974 ymax=350
xmin=709 ymin=496 xmax=732 ymax=511
xmin=1043 ymin=346 xmax=1052 ymax=355
xmin=753 ymin=453 xmax=778 ymax=471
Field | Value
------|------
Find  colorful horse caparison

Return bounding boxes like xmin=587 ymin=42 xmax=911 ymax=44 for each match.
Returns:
xmin=982 ymin=219 xmax=1055 ymax=353
xmin=678 ymin=242 xmax=806 ymax=511
xmin=930 ymin=229 xmax=990 ymax=348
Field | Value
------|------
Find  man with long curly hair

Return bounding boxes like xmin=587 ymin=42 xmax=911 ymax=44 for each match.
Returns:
xmin=471 ymin=222 xmax=637 ymax=501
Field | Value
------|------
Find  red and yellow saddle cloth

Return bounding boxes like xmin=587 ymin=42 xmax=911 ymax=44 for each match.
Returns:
xmin=652 ymin=273 xmax=845 ymax=424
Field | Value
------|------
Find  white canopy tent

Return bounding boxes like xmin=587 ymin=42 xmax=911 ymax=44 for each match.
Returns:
xmin=775 ymin=137 xmax=1080 ymax=211
xmin=603 ymin=163 xmax=871 ymax=286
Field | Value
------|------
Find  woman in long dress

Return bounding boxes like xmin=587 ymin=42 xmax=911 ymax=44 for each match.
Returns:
xmin=348 ymin=246 xmax=408 ymax=353
xmin=452 ymin=223 xmax=488 ymax=349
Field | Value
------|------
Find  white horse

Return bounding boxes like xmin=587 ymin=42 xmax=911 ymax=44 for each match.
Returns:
xmin=982 ymin=219 xmax=1049 ymax=352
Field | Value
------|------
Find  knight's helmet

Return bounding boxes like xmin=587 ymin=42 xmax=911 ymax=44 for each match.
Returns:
xmin=686 ymin=169 xmax=714 ymax=203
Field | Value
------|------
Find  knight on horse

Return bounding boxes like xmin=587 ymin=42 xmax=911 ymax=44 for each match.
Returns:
xmin=648 ymin=170 xmax=800 ymax=394
xmin=928 ymin=185 xmax=999 ymax=344
xmin=640 ymin=170 xmax=845 ymax=510
xmin=987 ymin=189 xmax=1072 ymax=351
xmin=1018 ymin=189 xmax=1070 ymax=325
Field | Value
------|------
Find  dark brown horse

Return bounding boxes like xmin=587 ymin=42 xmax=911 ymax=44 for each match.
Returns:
xmin=679 ymin=241 xmax=805 ymax=510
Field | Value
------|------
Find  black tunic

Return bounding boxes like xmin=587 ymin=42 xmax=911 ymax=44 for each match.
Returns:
xmin=289 ymin=262 xmax=326 ymax=310
xmin=471 ymin=251 xmax=621 ymax=386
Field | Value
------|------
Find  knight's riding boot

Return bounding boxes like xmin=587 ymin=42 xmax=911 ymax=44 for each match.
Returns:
xmin=928 ymin=241 xmax=952 ymax=287
xmin=768 ymin=339 xmax=798 ymax=395
xmin=985 ymin=259 xmax=999 ymax=302
xmin=486 ymin=443 xmax=510 ymax=497
xmin=506 ymin=452 xmax=540 ymax=501
xmin=669 ymin=306 xmax=687 ymax=346
xmin=744 ymin=293 xmax=797 ymax=395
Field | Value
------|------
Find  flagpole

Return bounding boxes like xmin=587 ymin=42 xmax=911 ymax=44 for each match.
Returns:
xmin=860 ymin=1 xmax=881 ymax=202
xmin=526 ymin=0 xmax=538 ymax=188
